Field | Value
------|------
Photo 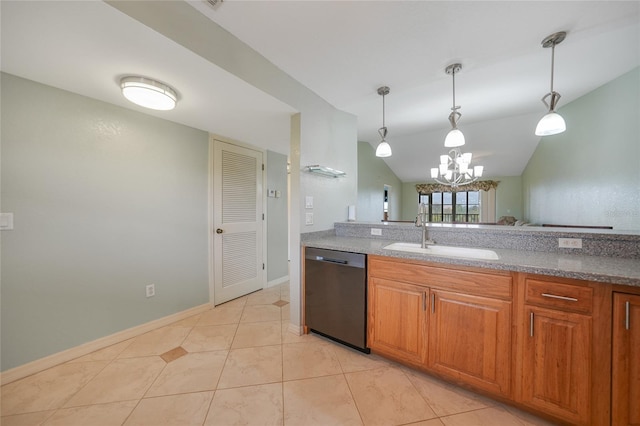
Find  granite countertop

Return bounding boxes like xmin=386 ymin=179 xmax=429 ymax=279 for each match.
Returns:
xmin=303 ymin=235 xmax=640 ymax=287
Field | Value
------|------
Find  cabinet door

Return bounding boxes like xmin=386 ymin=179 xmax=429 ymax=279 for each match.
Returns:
xmin=522 ymin=305 xmax=591 ymax=425
xmin=428 ymin=289 xmax=512 ymax=396
xmin=368 ymin=277 xmax=427 ymax=365
xmin=613 ymin=293 xmax=640 ymax=426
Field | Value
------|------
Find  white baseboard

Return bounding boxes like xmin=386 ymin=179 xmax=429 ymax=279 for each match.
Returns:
xmin=287 ymin=322 xmax=303 ymax=336
xmin=0 ymin=303 xmax=211 ymax=386
xmin=266 ymin=275 xmax=289 ymax=288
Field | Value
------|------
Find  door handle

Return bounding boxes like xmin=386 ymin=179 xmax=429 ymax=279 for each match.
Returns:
xmin=216 ymin=228 xmax=224 ymax=234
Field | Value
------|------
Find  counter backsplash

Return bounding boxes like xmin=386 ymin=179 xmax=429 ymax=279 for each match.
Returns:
xmin=312 ymin=222 xmax=640 ymax=260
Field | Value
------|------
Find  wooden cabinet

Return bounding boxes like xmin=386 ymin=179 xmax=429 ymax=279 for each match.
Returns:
xmin=429 ymin=289 xmax=512 ymax=396
xmin=612 ymin=292 xmax=640 ymax=426
xmin=368 ymin=256 xmax=512 ymax=397
xmin=368 ymin=277 xmax=427 ymax=366
xmin=517 ymin=275 xmax=611 ymax=426
xmin=521 ymin=305 xmax=591 ymax=424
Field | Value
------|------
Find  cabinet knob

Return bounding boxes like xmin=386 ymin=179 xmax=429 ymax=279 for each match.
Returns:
xmin=216 ymin=228 xmax=224 ymax=234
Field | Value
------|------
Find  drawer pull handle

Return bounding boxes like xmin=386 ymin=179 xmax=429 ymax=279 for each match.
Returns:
xmin=541 ymin=293 xmax=578 ymax=302
xmin=431 ymin=293 xmax=435 ymax=314
xmin=422 ymin=292 xmax=427 ymax=312
xmin=626 ymin=301 xmax=630 ymax=330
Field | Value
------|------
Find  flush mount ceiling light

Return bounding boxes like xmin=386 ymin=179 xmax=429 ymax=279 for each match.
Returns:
xmin=375 ymin=86 xmax=392 ymax=158
xmin=535 ymin=31 xmax=567 ymax=136
xmin=120 ymin=76 xmax=177 ymax=111
xmin=444 ymin=63 xmax=465 ymax=148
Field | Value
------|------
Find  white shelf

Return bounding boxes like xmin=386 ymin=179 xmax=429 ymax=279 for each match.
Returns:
xmin=304 ymin=165 xmax=346 ymax=178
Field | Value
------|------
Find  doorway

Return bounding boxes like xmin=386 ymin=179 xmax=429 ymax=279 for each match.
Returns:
xmin=383 ymin=184 xmax=392 ymax=221
xmin=212 ymin=139 xmax=264 ymax=305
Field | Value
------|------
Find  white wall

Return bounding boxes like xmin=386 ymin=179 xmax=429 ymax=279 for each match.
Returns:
xmin=266 ymin=150 xmax=289 ymax=284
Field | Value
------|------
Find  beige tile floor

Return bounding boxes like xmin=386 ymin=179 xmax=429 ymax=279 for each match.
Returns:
xmin=1 ymin=283 xmax=557 ymax=426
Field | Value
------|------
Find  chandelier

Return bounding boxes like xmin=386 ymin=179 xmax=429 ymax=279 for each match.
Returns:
xmin=431 ymin=149 xmax=483 ymax=188
xmin=430 ymin=63 xmax=484 ymax=187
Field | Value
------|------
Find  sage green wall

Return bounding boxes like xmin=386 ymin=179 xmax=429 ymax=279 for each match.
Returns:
xmin=1 ymin=73 xmax=210 ymax=371
xmin=400 ymin=178 xmax=523 ymax=222
xmin=266 ymin=150 xmax=289 ymax=283
xmin=522 ymin=67 xmax=640 ymax=229
xmin=357 ymin=141 xmax=403 ymax=222
xmin=401 ymin=182 xmax=422 ymax=222
xmin=491 ymin=176 xmax=523 ymax=220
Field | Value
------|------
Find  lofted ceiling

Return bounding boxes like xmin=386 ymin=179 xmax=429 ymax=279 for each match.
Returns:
xmin=2 ymin=1 xmax=639 ymax=181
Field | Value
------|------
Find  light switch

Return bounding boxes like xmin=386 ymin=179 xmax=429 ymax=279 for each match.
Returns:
xmin=305 ymin=196 xmax=313 ymax=209
xmin=0 ymin=213 xmax=14 ymax=230
xmin=305 ymin=212 xmax=314 ymax=225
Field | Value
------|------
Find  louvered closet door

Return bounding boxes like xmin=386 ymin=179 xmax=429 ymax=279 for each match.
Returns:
xmin=213 ymin=140 xmax=263 ymax=305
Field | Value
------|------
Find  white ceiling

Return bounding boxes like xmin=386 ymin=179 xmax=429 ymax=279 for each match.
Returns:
xmin=0 ymin=1 xmax=297 ymax=156
xmin=2 ymin=1 xmax=639 ymax=181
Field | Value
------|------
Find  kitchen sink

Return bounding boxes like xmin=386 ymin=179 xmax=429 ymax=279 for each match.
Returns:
xmin=383 ymin=242 xmax=500 ymax=260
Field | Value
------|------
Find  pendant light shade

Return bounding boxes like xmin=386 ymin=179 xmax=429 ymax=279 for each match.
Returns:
xmin=375 ymin=86 xmax=392 ymax=158
xmin=375 ymin=141 xmax=392 ymax=157
xmin=535 ymin=32 xmax=567 ymax=136
xmin=444 ymin=64 xmax=465 ymax=147
xmin=121 ymin=76 xmax=177 ymax=111
xmin=535 ymin=111 xmax=566 ymax=136
xmin=444 ymin=128 xmax=465 ymax=148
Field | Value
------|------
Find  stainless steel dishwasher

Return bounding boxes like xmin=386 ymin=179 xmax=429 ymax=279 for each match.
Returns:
xmin=304 ymin=247 xmax=369 ymax=353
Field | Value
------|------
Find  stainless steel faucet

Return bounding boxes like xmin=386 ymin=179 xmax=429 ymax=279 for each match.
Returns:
xmin=415 ymin=203 xmax=435 ymax=248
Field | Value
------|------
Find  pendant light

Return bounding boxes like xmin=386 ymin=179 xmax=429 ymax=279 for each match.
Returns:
xmin=444 ymin=63 xmax=465 ymax=147
xmin=121 ymin=76 xmax=177 ymax=111
xmin=535 ymin=31 xmax=567 ymax=136
xmin=375 ymin=86 xmax=392 ymax=158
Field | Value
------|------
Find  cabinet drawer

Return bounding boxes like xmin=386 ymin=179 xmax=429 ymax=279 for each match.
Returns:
xmin=525 ymin=279 xmax=593 ymax=314
xmin=369 ymin=256 xmax=512 ymax=299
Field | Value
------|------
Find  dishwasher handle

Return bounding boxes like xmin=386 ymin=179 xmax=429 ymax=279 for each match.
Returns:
xmin=314 ymin=256 xmax=349 ymax=265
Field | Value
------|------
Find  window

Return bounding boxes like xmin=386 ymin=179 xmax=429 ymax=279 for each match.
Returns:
xmin=419 ymin=191 xmax=481 ymax=223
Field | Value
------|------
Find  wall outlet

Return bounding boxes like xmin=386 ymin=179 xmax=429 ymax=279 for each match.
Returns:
xmin=558 ymin=238 xmax=582 ymax=249
xmin=146 ymin=284 xmax=155 ymax=298
xmin=305 ymin=212 xmax=314 ymax=225
xmin=371 ymin=228 xmax=382 ymax=236
xmin=305 ymin=196 xmax=313 ymax=209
